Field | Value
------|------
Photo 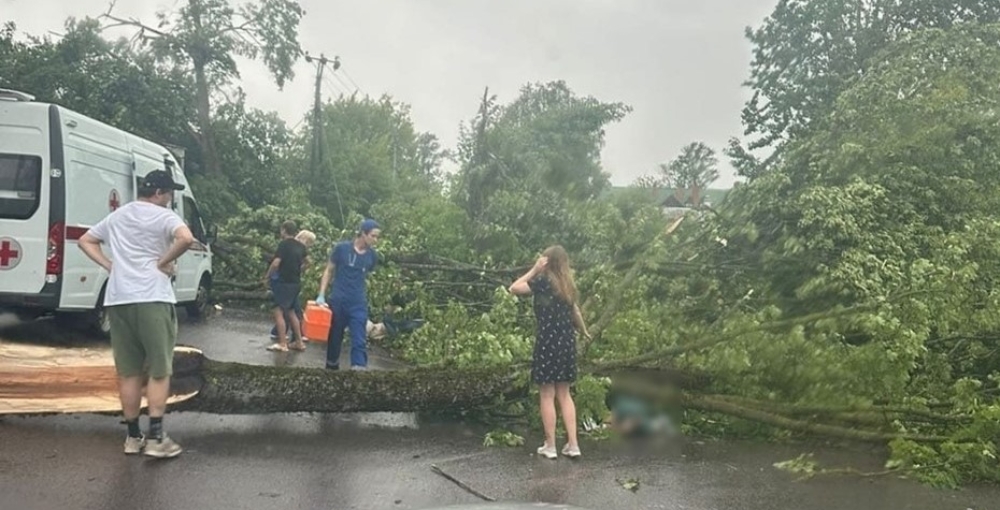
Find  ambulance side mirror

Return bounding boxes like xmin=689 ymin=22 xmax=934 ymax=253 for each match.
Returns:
xmin=205 ymin=224 xmax=218 ymax=245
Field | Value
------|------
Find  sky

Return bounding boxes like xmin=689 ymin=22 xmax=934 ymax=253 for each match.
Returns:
xmin=2 ymin=0 xmax=778 ymax=189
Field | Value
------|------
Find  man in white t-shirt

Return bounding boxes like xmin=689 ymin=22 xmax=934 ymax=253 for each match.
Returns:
xmin=79 ymin=169 xmax=194 ymax=459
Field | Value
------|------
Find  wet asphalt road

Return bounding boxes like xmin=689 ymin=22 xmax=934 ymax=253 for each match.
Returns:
xmin=1 ymin=311 xmax=999 ymax=510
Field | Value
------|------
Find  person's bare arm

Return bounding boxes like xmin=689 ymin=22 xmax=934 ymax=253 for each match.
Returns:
xmin=318 ymin=260 xmax=335 ymax=301
xmin=572 ymin=303 xmax=591 ymax=339
xmin=509 ymin=256 xmax=547 ymax=296
xmin=265 ymin=257 xmax=281 ymax=281
xmin=157 ymin=225 xmax=195 ymax=275
xmin=78 ymin=233 xmax=112 ymax=272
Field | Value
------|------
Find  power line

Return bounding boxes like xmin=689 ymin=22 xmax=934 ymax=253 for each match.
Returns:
xmin=323 ymin=74 xmax=348 ymax=97
xmin=319 ymin=117 xmax=348 ymax=228
xmin=323 ymin=81 xmax=341 ymax=100
xmin=341 ymin=68 xmax=365 ymax=96
xmin=288 ymin=115 xmax=306 ymax=133
xmin=331 ymin=71 xmax=357 ymax=96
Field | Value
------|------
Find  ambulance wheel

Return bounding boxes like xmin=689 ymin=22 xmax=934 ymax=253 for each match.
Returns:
xmin=53 ymin=305 xmax=110 ymax=340
xmin=185 ymin=277 xmax=212 ymax=320
xmin=91 ymin=302 xmax=111 ymax=339
xmin=89 ymin=286 xmax=111 ymax=339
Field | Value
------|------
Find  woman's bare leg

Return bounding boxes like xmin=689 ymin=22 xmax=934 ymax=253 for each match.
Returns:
xmin=539 ymin=384 xmax=557 ymax=447
xmin=556 ymin=383 xmax=578 ymax=449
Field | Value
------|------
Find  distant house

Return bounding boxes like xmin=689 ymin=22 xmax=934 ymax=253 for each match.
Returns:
xmin=603 ymin=185 xmax=730 ymax=217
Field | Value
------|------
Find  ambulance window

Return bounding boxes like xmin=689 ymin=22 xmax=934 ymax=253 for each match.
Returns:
xmin=0 ymin=154 xmax=42 ymax=220
xmin=182 ymin=196 xmax=207 ymax=243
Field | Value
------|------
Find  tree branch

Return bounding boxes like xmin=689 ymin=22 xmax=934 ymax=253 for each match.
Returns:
xmin=220 ymin=18 xmax=258 ymax=35
xmin=215 ymin=290 xmax=269 ymax=301
xmin=589 ymin=304 xmax=874 ymax=371
xmin=684 ymin=394 xmax=949 ymax=443
xmin=430 ymin=465 xmax=496 ymax=502
xmin=590 ymin=289 xmax=938 ymax=371
xmin=215 ymin=280 xmax=266 ymax=291
xmin=580 ymin=215 xmax=686 ymax=357
xmin=99 ymin=1 xmax=169 ymax=38
xmin=709 ymin=395 xmax=968 ymax=424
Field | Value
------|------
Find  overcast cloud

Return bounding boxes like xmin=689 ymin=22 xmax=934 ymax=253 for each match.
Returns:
xmin=3 ymin=0 xmax=777 ymax=188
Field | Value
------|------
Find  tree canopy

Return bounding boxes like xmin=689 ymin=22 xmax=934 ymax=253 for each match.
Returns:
xmin=658 ymin=141 xmax=720 ymax=190
xmin=729 ymin=0 xmax=1000 ymax=178
xmin=100 ymin=0 xmax=304 ymax=178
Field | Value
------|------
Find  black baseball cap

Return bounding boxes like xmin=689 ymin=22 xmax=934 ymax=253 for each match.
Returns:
xmin=139 ymin=170 xmax=186 ymax=191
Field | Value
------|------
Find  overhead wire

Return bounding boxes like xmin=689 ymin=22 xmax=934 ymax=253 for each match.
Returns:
xmin=323 ymin=74 xmax=347 ymax=98
xmin=331 ymin=71 xmax=357 ymax=96
xmin=313 ymin=57 xmax=346 ymax=226
xmin=341 ymin=68 xmax=365 ymax=96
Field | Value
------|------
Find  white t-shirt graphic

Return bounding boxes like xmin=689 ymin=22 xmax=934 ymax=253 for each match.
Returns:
xmin=87 ymin=201 xmax=186 ymax=306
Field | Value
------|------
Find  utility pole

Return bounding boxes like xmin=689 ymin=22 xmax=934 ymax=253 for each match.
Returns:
xmin=305 ymin=53 xmax=340 ymax=179
xmin=304 ymin=52 xmax=346 ymax=226
xmin=392 ymin=119 xmax=400 ymax=181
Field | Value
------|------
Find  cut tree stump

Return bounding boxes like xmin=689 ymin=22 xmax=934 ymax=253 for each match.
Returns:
xmin=0 ymin=342 xmax=199 ymax=415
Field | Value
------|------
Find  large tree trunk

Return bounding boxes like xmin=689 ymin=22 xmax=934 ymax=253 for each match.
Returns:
xmin=0 ymin=344 xmax=525 ymax=416
xmin=193 ymin=60 xmax=221 ymax=178
xmin=170 ymin=349 xmax=526 ymax=414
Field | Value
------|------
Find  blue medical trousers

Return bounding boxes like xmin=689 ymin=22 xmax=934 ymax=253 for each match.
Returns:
xmin=326 ymin=301 xmax=368 ymax=369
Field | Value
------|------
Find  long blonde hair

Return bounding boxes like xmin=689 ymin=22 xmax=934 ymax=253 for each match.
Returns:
xmin=542 ymin=245 xmax=578 ymax=305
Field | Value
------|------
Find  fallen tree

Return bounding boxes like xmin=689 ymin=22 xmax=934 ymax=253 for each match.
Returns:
xmin=1 ymin=343 xmax=960 ymax=446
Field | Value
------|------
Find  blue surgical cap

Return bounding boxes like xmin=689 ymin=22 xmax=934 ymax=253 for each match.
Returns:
xmin=359 ymin=218 xmax=379 ymax=234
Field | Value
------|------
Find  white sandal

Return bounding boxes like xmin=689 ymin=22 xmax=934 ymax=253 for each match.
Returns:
xmin=561 ymin=444 xmax=581 ymax=458
xmin=536 ymin=444 xmax=557 ymax=459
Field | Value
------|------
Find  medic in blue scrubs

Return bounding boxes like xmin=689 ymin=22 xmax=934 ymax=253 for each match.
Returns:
xmin=316 ymin=219 xmax=380 ymax=370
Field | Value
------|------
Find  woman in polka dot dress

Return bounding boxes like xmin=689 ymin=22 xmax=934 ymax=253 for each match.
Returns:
xmin=509 ymin=245 xmax=590 ymax=460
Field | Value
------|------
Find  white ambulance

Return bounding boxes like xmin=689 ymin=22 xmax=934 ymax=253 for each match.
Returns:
xmin=0 ymin=88 xmax=215 ymax=336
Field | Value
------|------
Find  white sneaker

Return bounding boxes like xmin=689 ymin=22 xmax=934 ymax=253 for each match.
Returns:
xmin=561 ymin=444 xmax=581 ymax=459
xmin=124 ymin=434 xmax=146 ymax=455
xmin=536 ymin=444 xmax=557 ymax=459
xmin=143 ymin=435 xmax=183 ymax=459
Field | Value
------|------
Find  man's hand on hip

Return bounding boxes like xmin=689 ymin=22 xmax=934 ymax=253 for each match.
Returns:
xmin=158 ymin=260 xmax=177 ymax=278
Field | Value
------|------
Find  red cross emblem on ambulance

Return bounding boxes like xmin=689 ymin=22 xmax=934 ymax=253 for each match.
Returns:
xmin=109 ymin=189 xmax=121 ymax=211
xmin=0 ymin=237 xmax=22 ymax=270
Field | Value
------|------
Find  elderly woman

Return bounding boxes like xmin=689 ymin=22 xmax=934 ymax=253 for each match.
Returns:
xmin=269 ymin=229 xmax=317 ymax=343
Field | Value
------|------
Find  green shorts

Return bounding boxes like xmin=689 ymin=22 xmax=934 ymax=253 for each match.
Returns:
xmin=107 ymin=302 xmax=178 ymax=379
